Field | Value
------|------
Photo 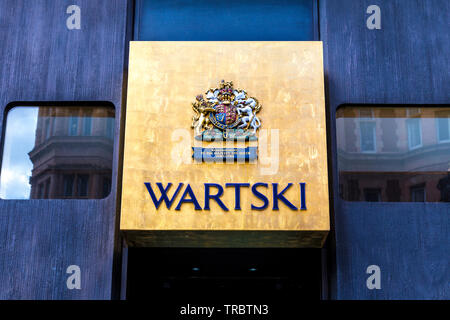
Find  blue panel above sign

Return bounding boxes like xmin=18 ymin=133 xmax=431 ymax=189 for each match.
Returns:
xmin=135 ymin=0 xmax=315 ymax=41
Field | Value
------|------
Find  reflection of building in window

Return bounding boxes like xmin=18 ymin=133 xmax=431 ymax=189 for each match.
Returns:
xmin=106 ymin=118 xmax=114 ymax=139
xmin=28 ymin=106 xmax=114 ymax=199
xmin=437 ymin=173 xmax=450 ymax=202
xmin=45 ymin=117 xmax=51 ymax=139
xmin=406 ymin=108 xmax=421 ymax=117
xmin=347 ymin=179 xmax=360 ymax=201
xmin=37 ymin=179 xmax=51 ymax=199
xmin=386 ymin=180 xmax=401 ymax=202
xmin=37 ymin=182 xmax=44 ymax=199
xmin=78 ymin=174 xmax=89 ymax=197
xmin=436 ymin=111 xmax=450 ymax=143
xmin=44 ymin=178 xmax=50 ymax=199
xmin=63 ymin=174 xmax=89 ymax=198
xmin=69 ymin=116 xmax=78 ymax=136
xmin=63 ymin=175 xmax=74 ymax=197
xmin=102 ymin=177 xmax=112 ymax=198
xmin=410 ymin=184 xmax=426 ymax=202
xmin=360 ymin=122 xmax=376 ymax=152
xmin=359 ymin=109 xmax=376 ymax=152
xmin=407 ymin=118 xmax=422 ymax=150
xmin=83 ymin=115 xmax=92 ymax=136
xmin=364 ymin=188 xmax=381 ymax=202
xmin=337 ymin=106 xmax=450 ymax=202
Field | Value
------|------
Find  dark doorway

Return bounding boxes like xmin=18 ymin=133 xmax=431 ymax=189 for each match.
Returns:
xmin=125 ymin=248 xmax=323 ymax=315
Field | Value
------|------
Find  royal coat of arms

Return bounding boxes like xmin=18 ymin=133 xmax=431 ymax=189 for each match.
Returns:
xmin=191 ymin=80 xmax=261 ymax=162
xmin=191 ymin=80 xmax=262 ymax=141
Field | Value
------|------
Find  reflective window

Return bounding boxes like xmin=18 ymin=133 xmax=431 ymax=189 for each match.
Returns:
xmin=407 ymin=117 xmax=422 ymax=150
xmin=83 ymin=116 xmax=92 ymax=136
xmin=360 ymin=121 xmax=376 ymax=152
xmin=336 ymin=106 xmax=450 ymax=202
xmin=69 ymin=116 xmax=78 ymax=136
xmin=437 ymin=111 xmax=450 ymax=142
xmin=135 ymin=0 xmax=316 ymax=41
xmin=0 ymin=104 xmax=115 ymax=199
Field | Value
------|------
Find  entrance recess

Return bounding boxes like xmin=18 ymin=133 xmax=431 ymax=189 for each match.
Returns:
xmin=126 ymin=248 xmax=322 ymax=303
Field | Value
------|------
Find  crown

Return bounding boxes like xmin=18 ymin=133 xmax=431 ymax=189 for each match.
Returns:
xmin=218 ymin=80 xmax=234 ymax=104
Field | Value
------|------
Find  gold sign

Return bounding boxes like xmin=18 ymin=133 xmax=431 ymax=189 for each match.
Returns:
xmin=121 ymin=42 xmax=329 ymax=248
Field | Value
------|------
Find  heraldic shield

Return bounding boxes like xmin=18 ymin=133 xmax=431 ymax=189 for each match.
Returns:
xmin=192 ymin=80 xmax=261 ymax=161
xmin=191 ymin=80 xmax=261 ymax=162
xmin=210 ymin=103 xmax=239 ymax=130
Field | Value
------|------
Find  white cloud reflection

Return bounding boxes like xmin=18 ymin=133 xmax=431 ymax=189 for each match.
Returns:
xmin=0 ymin=107 xmax=38 ymax=199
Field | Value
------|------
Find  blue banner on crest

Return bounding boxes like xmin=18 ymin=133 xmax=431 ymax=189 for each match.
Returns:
xmin=192 ymin=147 xmax=257 ymax=162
